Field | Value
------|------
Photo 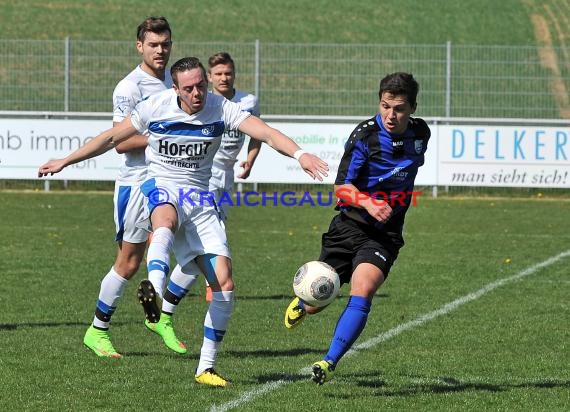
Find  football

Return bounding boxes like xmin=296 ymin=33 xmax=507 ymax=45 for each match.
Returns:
xmin=293 ymin=261 xmax=340 ymax=307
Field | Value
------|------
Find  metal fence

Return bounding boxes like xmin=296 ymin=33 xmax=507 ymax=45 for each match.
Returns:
xmin=2 ymin=40 xmax=570 ymax=119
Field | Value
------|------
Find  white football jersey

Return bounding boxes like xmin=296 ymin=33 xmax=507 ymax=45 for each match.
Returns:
xmin=112 ymin=65 xmax=173 ymax=182
xmin=130 ymin=90 xmax=251 ymax=191
xmin=213 ymin=89 xmax=260 ymax=170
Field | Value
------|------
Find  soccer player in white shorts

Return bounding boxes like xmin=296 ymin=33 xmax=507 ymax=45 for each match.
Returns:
xmin=79 ymin=17 xmax=187 ymax=358
xmin=38 ymin=56 xmax=329 ymax=387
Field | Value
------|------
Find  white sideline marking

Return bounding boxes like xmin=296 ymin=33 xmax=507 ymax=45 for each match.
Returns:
xmin=209 ymin=249 xmax=570 ymax=412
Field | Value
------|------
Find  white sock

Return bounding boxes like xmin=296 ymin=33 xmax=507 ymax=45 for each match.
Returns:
xmin=146 ymin=227 xmax=174 ymax=298
xmin=92 ymin=268 xmax=128 ymax=329
xmin=161 ymin=264 xmax=199 ymax=314
xmin=196 ymin=291 xmax=234 ymax=374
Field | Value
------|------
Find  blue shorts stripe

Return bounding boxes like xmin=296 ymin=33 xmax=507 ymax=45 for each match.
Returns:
xmin=140 ymin=178 xmax=160 ymax=212
xmin=115 ymin=185 xmax=131 ymax=241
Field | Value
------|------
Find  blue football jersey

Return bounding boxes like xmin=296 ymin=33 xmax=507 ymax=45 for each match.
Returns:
xmin=335 ymin=114 xmax=430 ymax=231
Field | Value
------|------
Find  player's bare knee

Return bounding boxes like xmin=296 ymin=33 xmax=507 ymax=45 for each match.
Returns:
xmin=115 ymin=241 xmax=146 ymax=278
xmin=113 ymin=259 xmax=141 ymax=279
xmin=217 ymin=277 xmax=234 ymax=292
xmin=349 ymin=285 xmax=378 ymax=300
xmin=126 ymin=259 xmax=143 ymax=277
xmin=150 ymin=204 xmax=178 ymax=231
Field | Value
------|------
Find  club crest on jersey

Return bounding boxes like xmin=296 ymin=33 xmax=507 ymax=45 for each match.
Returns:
xmin=414 ymin=139 xmax=423 ymax=154
xmin=202 ymin=125 xmax=216 ymax=136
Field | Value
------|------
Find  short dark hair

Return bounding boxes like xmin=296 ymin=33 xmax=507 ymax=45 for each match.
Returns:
xmin=379 ymin=72 xmax=419 ymax=107
xmin=136 ymin=16 xmax=171 ymax=42
xmin=170 ymin=57 xmax=207 ymax=85
xmin=207 ymin=52 xmax=235 ymax=72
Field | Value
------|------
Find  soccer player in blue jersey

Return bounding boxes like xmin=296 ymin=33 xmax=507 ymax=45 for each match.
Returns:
xmin=284 ymin=72 xmax=431 ymax=384
xmin=38 ymin=57 xmax=328 ymax=387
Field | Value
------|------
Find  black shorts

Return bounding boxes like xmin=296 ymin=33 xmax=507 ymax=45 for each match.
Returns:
xmin=318 ymin=213 xmax=404 ymax=285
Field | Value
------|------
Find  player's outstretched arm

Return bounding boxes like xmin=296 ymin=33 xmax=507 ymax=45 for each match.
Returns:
xmin=113 ymin=131 xmax=149 ymax=154
xmin=238 ymin=116 xmax=329 ymax=181
xmin=38 ymin=118 xmax=137 ymax=177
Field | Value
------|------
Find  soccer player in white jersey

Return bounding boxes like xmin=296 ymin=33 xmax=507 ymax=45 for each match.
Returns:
xmin=207 ymin=52 xmax=262 ymax=219
xmin=38 ymin=56 xmax=328 ymax=387
xmin=80 ymin=17 xmax=186 ymax=358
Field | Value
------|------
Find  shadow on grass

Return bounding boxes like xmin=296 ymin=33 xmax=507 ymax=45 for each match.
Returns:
xmin=235 ymin=294 xmax=294 ymax=301
xmin=120 ymin=351 xmax=200 ymax=360
xmin=352 ymin=374 xmax=570 ymax=396
xmin=0 ymin=320 xmax=141 ymax=331
xmin=225 ymin=347 xmax=323 ymax=358
xmin=0 ymin=321 xmax=94 ymax=331
xmin=232 ymin=294 xmax=389 ymax=301
xmin=188 ymin=293 xmax=389 ymax=301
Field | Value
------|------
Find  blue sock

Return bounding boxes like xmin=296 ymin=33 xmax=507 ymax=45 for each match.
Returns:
xmin=324 ymin=296 xmax=371 ymax=366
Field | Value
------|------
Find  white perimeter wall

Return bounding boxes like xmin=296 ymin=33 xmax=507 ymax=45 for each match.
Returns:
xmin=0 ymin=113 xmax=568 ymax=188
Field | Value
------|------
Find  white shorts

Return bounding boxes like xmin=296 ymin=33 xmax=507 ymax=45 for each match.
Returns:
xmin=113 ymin=181 xmax=149 ymax=244
xmin=138 ymin=178 xmax=230 ymax=267
xmin=174 ymin=203 xmax=230 ymax=268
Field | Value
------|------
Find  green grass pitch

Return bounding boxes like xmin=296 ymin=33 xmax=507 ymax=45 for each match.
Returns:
xmin=1 ymin=192 xmax=568 ymax=411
